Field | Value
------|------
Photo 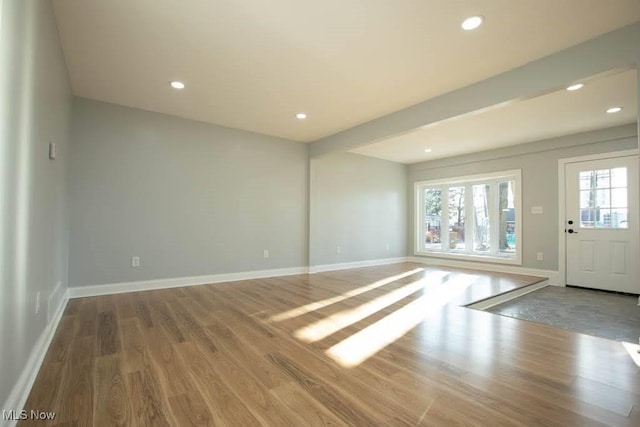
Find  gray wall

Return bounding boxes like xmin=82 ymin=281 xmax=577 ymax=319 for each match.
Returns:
xmin=0 ymin=0 xmax=72 ymax=408
xmin=69 ymin=98 xmax=308 ymax=286
xmin=310 ymin=152 xmax=407 ymax=266
xmin=408 ymin=124 xmax=638 ymax=271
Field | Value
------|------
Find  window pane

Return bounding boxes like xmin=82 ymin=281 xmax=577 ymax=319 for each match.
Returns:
xmin=417 ymin=171 xmax=520 ymax=262
xmin=424 ymin=188 xmax=442 ymax=250
xmin=473 ymin=184 xmax=490 ymax=252
xmin=579 ymin=171 xmax=593 ymax=189
xmin=499 ymin=181 xmax=515 ymax=255
xmin=448 ymin=187 xmax=465 ymax=251
xmin=601 ymin=209 xmax=612 ymax=228
xmin=610 ymin=208 xmax=628 ymax=228
xmin=611 ymin=167 xmax=627 ymax=187
xmin=595 ymin=189 xmax=610 ymax=208
xmin=595 ymin=169 xmax=610 ymax=188
xmin=594 ymin=208 xmax=606 ymax=228
xmin=580 ymin=209 xmax=595 ymax=228
xmin=580 ymin=190 xmax=593 ymax=209
xmin=611 ymin=188 xmax=627 ymax=208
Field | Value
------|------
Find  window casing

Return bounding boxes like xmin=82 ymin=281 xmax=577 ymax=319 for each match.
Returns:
xmin=415 ymin=170 xmax=522 ymax=265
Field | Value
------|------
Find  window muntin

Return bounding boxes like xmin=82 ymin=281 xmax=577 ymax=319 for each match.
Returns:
xmin=416 ymin=170 xmax=521 ymax=264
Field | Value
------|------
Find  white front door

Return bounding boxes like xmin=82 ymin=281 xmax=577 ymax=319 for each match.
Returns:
xmin=565 ymin=155 xmax=639 ymax=293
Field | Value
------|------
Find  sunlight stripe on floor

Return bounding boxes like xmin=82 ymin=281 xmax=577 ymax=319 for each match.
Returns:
xmin=326 ymin=273 xmax=477 ymax=368
xmin=269 ymin=268 xmax=425 ymax=322
xmin=295 ymin=271 xmax=449 ymax=342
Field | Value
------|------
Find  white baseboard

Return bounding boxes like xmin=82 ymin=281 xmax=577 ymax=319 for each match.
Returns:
xmin=67 ymin=256 xmax=559 ymax=299
xmin=69 ymin=259 xmax=415 ymax=298
xmin=67 ymin=266 xmax=308 ymax=298
xmin=47 ymin=281 xmax=65 ymax=324
xmin=407 ymin=256 xmax=562 ymax=286
xmin=308 ymin=257 xmax=409 ymax=274
xmin=1 ymin=289 xmax=69 ymax=427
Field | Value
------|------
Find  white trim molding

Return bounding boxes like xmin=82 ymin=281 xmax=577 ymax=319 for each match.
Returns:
xmin=408 ymin=256 xmax=561 ymax=286
xmin=2 ymin=289 xmax=69 ymax=426
xmin=557 ymin=148 xmax=639 ymax=288
xmin=414 ymin=169 xmax=522 ymax=266
xmin=308 ymin=257 xmax=408 ymax=274
xmin=67 ymin=267 xmax=308 ymax=298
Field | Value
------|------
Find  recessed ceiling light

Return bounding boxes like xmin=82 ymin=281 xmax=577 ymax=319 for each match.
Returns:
xmin=170 ymin=81 xmax=185 ymax=89
xmin=566 ymin=83 xmax=584 ymax=91
xmin=606 ymin=107 xmax=623 ymax=113
xmin=296 ymin=113 xmax=307 ymax=120
xmin=461 ymin=16 xmax=483 ymax=31
xmin=424 ymin=148 xmax=432 ymax=153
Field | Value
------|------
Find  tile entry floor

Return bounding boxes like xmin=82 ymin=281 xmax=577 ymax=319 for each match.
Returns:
xmin=487 ymin=286 xmax=640 ymax=343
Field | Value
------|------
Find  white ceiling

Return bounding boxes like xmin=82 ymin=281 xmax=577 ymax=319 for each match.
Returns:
xmin=352 ymin=69 xmax=638 ymax=163
xmin=52 ymin=0 xmax=640 ymax=142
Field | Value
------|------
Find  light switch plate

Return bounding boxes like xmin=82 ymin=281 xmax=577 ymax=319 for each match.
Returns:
xmin=531 ymin=206 xmax=543 ymax=214
xmin=48 ymin=142 xmax=57 ymax=160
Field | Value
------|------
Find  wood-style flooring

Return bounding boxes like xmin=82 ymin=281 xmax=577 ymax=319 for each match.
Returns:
xmin=20 ymin=263 xmax=640 ymax=426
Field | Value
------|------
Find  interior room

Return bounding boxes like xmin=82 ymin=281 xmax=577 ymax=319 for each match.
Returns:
xmin=1 ymin=0 xmax=639 ymax=425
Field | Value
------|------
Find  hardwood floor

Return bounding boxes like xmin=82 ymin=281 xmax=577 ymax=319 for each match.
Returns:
xmin=20 ymin=263 xmax=640 ymax=426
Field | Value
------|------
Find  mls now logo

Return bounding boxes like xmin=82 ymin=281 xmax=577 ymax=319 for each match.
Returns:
xmin=3 ymin=410 xmax=56 ymax=421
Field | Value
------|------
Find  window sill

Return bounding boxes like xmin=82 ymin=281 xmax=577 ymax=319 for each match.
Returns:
xmin=413 ymin=250 xmax=522 ymax=266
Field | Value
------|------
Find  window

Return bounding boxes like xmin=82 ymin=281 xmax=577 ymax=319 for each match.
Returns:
xmin=579 ymin=167 xmax=627 ymax=229
xmin=415 ymin=170 xmax=521 ymax=264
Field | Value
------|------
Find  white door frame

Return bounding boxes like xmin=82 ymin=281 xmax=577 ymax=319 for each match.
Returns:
xmin=557 ymin=149 xmax=639 ymax=288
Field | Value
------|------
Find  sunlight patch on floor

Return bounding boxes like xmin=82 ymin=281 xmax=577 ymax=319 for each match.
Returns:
xmin=269 ymin=268 xmax=424 ymax=322
xmin=326 ymin=273 xmax=478 ymax=368
xmin=295 ymin=271 xmax=448 ymax=343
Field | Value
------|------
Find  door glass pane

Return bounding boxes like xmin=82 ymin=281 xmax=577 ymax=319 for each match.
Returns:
xmin=611 ymin=188 xmax=627 ymax=208
xmin=580 ymin=209 xmax=595 ymax=228
xmin=579 ymin=171 xmax=593 ymax=189
xmin=595 ymin=169 xmax=610 ymax=188
xmin=499 ymin=181 xmax=515 ymax=255
xmin=595 ymin=189 xmax=610 ymax=208
xmin=448 ymin=187 xmax=465 ymax=251
xmin=578 ymin=167 xmax=629 ymax=229
xmin=610 ymin=167 xmax=627 ymax=187
xmin=473 ymin=184 xmax=490 ymax=252
xmin=580 ymin=190 xmax=593 ymax=208
xmin=424 ymin=188 xmax=442 ymax=250
xmin=610 ymin=208 xmax=628 ymax=228
xmin=601 ymin=209 xmax=613 ymax=227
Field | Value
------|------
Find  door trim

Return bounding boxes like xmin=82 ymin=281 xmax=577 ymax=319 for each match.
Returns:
xmin=557 ymin=149 xmax=639 ymax=287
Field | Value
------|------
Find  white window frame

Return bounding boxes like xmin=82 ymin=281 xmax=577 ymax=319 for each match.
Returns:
xmin=414 ymin=169 xmax=522 ymax=265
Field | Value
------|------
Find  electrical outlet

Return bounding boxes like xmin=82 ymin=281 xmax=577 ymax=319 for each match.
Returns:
xmin=537 ymin=252 xmax=544 ymax=261
xmin=336 ymin=246 xmax=341 ymax=254
xmin=35 ymin=291 xmax=41 ymax=314
xmin=263 ymin=249 xmax=269 ymax=258
xmin=131 ymin=256 xmax=141 ymax=267
xmin=386 ymin=243 xmax=390 ymax=251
